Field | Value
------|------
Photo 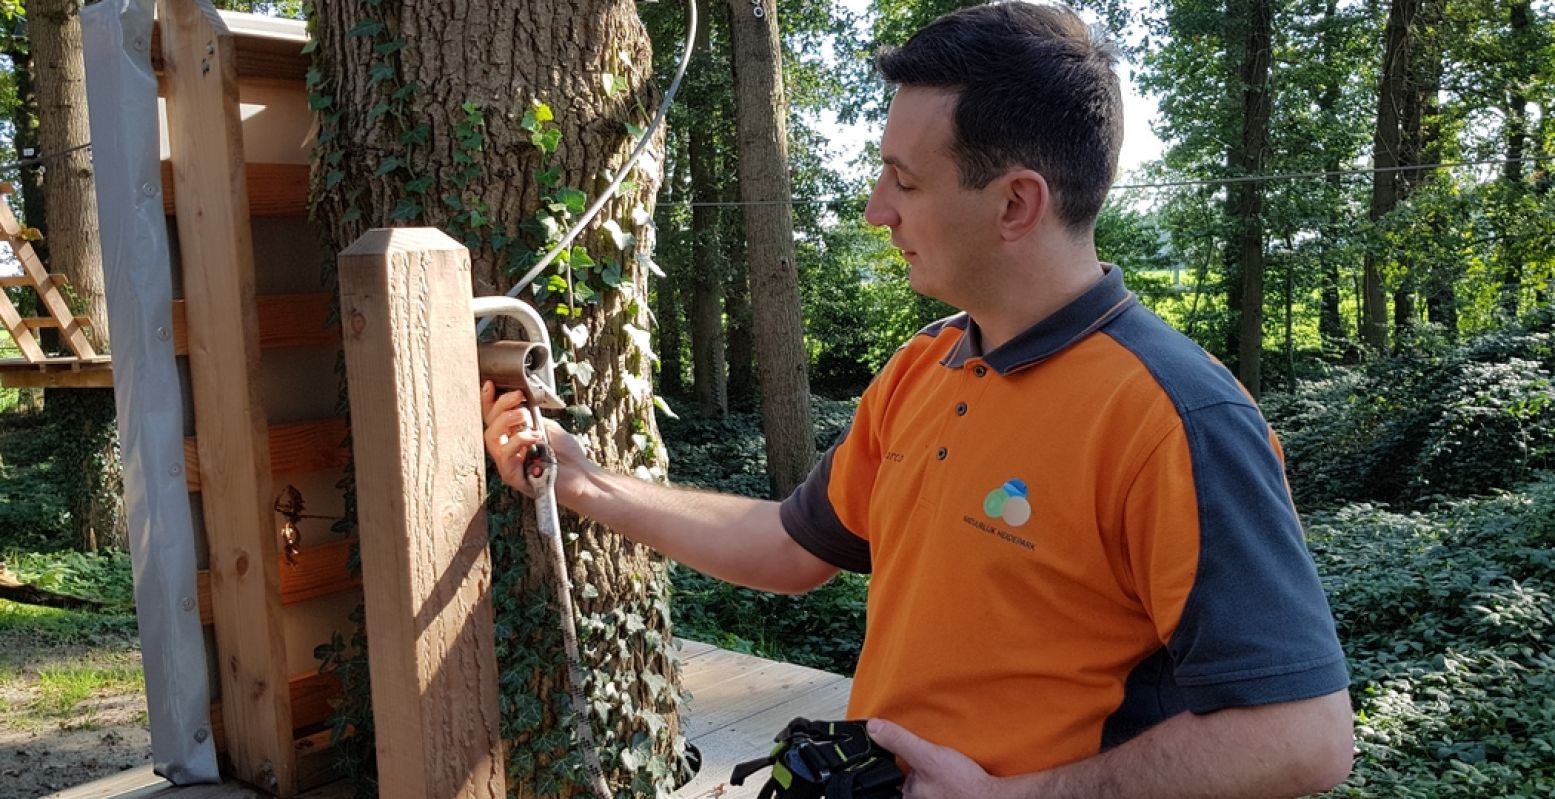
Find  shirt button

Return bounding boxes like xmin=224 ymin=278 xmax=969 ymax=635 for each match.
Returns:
xmin=955 ymin=402 xmax=968 ymax=416
xmin=937 ymin=447 xmax=948 ymax=460
xmin=974 ymin=365 xmax=988 ymax=377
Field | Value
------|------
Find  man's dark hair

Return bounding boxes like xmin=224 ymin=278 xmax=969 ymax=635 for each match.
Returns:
xmin=877 ymin=2 xmax=1123 ymax=230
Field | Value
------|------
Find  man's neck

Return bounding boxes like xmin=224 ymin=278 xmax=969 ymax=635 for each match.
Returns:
xmin=969 ymin=241 xmax=1106 ymax=352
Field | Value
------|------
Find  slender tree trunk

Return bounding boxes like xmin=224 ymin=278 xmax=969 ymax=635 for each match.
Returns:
xmin=1498 ymin=0 xmax=1532 ymax=318
xmin=1315 ymin=0 xmax=1348 ymax=355
xmin=689 ymin=107 xmax=727 ymax=417
xmin=1365 ymin=0 xmax=1421 ymax=352
xmin=727 ymin=0 xmax=815 ymax=496
xmin=655 ymin=275 xmax=684 ymax=396
xmin=1225 ymin=0 xmax=1273 ymax=398
xmin=3 ymin=25 xmax=46 ymax=237
xmin=312 ymin=2 xmax=688 ymax=793
xmin=32 ymin=0 xmax=122 ymax=552
xmin=724 ymin=231 xmax=757 ymax=411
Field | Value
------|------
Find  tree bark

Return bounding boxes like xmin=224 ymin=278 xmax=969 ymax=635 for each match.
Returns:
xmin=312 ymin=1 xmax=688 ymax=794
xmin=31 ymin=0 xmax=122 ymax=552
xmin=1224 ymin=0 xmax=1273 ymax=399
xmin=689 ymin=117 xmax=727 ymax=417
xmin=1365 ymin=0 xmax=1421 ymax=352
xmin=726 ymin=0 xmax=815 ymax=497
xmin=1497 ymin=0 xmax=1532 ymax=318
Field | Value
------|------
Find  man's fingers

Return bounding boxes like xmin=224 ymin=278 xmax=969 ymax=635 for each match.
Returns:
xmin=483 ymin=386 xmax=526 ymax=427
xmin=867 ymin=719 xmax=933 ymax=764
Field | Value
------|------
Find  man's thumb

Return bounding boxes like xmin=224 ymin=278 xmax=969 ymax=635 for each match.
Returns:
xmin=867 ymin=718 xmax=926 ymax=760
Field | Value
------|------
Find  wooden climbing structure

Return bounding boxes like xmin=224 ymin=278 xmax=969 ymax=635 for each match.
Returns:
xmin=0 ymin=184 xmax=112 ymax=389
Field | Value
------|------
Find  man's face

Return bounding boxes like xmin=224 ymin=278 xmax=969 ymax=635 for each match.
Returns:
xmin=865 ymin=87 xmax=1002 ymax=309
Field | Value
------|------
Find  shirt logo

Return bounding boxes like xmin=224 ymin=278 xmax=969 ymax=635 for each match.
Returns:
xmin=982 ymin=478 xmax=1032 ymax=527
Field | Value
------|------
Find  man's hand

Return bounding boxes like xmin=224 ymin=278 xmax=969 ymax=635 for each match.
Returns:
xmin=481 ymin=380 xmax=595 ymax=502
xmin=867 ymin=719 xmax=1003 ymax=799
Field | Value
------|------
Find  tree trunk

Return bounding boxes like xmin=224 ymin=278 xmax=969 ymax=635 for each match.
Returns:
xmin=311 ymin=2 xmax=689 ymax=794
xmin=721 ymin=150 xmax=757 ymax=412
xmin=1498 ymin=0 xmax=1532 ymax=318
xmin=1365 ymin=0 xmax=1420 ymax=352
xmin=32 ymin=0 xmax=123 ymax=552
xmin=2 ymin=21 xmax=47 ymax=238
xmin=655 ymin=275 xmax=685 ymax=396
xmin=726 ymin=0 xmax=815 ymax=497
xmin=1225 ymin=0 xmax=1273 ymax=399
xmin=1314 ymin=0 xmax=1348 ymax=356
xmin=689 ymin=102 xmax=727 ymax=417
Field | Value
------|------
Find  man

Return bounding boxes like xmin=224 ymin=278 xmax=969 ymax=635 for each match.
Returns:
xmin=484 ymin=2 xmax=1354 ymax=796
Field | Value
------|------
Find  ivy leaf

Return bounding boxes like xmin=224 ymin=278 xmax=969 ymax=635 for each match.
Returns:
xmin=652 ymin=395 xmax=679 ymax=420
xmin=536 ymin=165 xmax=562 ymax=188
xmin=601 ymin=261 xmax=623 ymax=288
xmin=640 ymin=253 xmax=665 ymax=277
xmin=570 ymin=246 xmax=595 ymax=270
xmin=602 ymin=219 xmax=633 ymax=251
xmin=571 ymin=361 xmax=596 ymax=387
xmin=632 ymin=205 xmax=652 ymax=226
xmin=341 ymin=207 xmax=362 ymax=224
xmin=404 ymin=176 xmax=434 ymax=194
xmin=533 ymin=128 xmax=562 ymax=155
xmin=368 ymin=62 xmax=394 ymax=87
xmin=563 ymin=324 xmax=589 ymax=349
xmin=622 ymin=373 xmax=652 ymax=400
xmin=374 ymin=38 xmax=406 ymax=56
xmin=301 ymin=39 xmax=319 ymax=55
xmin=625 ymin=122 xmax=646 ymax=139
xmin=390 ymin=198 xmax=422 ymax=220
xmin=373 ymin=157 xmax=401 ymax=177
xmin=307 ymin=93 xmax=334 ymax=111
xmin=348 ymin=19 xmax=385 ymax=38
xmin=533 ymin=102 xmax=554 ymax=123
xmin=556 ymin=188 xmax=588 ymax=216
xmin=324 ymin=169 xmax=345 ymax=190
xmin=391 ymin=81 xmax=418 ymax=101
xmin=367 ymin=102 xmax=389 ymax=119
xmin=400 ymin=123 xmax=431 ymax=147
xmin=623 ymin=323 xmax=657 ymax=362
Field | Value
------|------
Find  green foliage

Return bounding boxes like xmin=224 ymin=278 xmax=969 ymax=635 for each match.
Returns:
xmin=0 ymin=413 xmax=70 ymax=550
xmin=3 ymin=549 xmax=134 ymax=609
xmin=1308 ymin=478 xmax=1555 ymax=797
xmin=1266 ymin=309 xmax=1555 ymax=510
xmin=660 ymin=396 xmax=864 ymax=673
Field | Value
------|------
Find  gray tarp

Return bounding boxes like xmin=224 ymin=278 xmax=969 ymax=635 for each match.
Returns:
xmin=82 ymin=0 xmax=219 ymax=783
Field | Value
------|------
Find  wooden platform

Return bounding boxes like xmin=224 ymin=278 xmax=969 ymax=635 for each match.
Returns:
xmin=45 ymin=640 xmax=852 ymax=799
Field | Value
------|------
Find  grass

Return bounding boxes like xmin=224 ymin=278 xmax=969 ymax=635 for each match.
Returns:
xmin=31 ymin=664 xmax=145 ymax=716
xmin=0 ymin=599 xmax=138 ymax=645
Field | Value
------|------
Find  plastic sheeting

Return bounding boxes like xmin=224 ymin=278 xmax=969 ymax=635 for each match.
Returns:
xmin=83 ymin=0 xmax=219 ymax=784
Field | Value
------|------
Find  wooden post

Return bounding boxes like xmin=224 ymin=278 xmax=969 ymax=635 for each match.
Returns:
xmin=160 ymin=1 xmax=294 ymax=793
xmin=337 ymin=228 xmax=507 ymax=799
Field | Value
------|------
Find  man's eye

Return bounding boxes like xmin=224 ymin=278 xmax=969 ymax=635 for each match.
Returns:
xmin=896 ymin=181 xmax=914 ymax=192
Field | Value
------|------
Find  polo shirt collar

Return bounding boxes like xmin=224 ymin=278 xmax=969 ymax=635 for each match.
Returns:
xmin=940 ymin=264 xmax=1136 ymax=375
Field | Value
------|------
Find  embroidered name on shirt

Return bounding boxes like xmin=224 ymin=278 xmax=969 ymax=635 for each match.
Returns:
xmin=884 ymin=451 xmax=906 ymax=463
xmin=962 ymin=515 xmax=1036 ymax=551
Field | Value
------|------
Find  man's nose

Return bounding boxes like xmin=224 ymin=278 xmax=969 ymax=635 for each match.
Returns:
xmin=864 ymin=177 xmax=898 ymax=228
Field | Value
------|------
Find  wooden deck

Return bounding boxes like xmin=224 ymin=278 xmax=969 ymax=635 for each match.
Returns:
xmin=45 ymin=640 xmax=851 ymax=799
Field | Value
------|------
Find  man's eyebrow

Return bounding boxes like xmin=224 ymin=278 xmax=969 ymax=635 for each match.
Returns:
xmin=883 ymin=155 xmax=916 ymax=177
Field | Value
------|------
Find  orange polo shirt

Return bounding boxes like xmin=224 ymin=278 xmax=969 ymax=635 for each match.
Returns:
xmin=779 ymin=266 xmax=1348 ymax=777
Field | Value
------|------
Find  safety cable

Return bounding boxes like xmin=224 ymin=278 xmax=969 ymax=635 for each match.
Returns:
xmin=0 ymin=142 xmax=94 ymax=173
xmin=474 ymin=0 xmax=698 ymax=338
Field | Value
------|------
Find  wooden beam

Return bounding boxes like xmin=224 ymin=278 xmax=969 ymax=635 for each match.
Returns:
xmin=0 ymin=202 xmax=98 ymax=359
xmin=18 ymin=314 xmax=94 ymax=330
xmin=172 ymin=292 xmax=338 ymax=356
xmin=162 ymin=1 xmax=296 ymax=793
xmin=195 ymin=536 xmax=361 ymax=626
xmin=183 ymin=416 xmax=351 ymax=493
xmin=161 ymin=161 xmax=309 ymax=218
xmin=0 ymin=362 xmax=113 ymax=389
xmin=208 ymin=671 xmax=342 ymax=753
xmin=0 ymin=273 xmax=68 ymax=288
xmin=0 ymin=292 xmax=48 ymax=362
xmin=338 ymin=228 xmax=506 ymax=799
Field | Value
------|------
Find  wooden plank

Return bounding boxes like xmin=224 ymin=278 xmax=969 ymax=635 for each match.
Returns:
xmin=19 ymin=313 xmax=94 ymax=329
xmin=160 ymin=161 xmax=309 ymax=218
xmin=680 ymin=661 xmax=846 ymax=740
xmin=676 ymin=679 xmax=854 ymax=799
xmin=162 ymin=1 xmax=295 ymax=793
xmin=207 ymin=672 xmax=342 ymax=753
xmin=0 ymin=272 xmax=68 ymax=288
xmin=338 ymin=228 xmax=505 ymax=799
xmin=0 ymin=362 xmax=114 ymax=388
xmin=183 ymin=416 xmax=351 ymax=492
xmin=195 ymin=537 xmax=362 ymax=625
xmin=172 ymin=292 xmax=338 ymax=356
xmin=678 ymin=638 xmax=718 ymax=660
xmin=151 ymin=15 xmax=308 ymax=84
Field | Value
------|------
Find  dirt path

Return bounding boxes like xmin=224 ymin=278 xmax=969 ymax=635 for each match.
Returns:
xmin=0 ymin=629 xmax=154 ymax=797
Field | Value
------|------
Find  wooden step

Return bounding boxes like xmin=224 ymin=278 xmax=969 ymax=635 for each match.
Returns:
xmin=183 ymin=416 xmax=351 ymax=493
xmin=18 ymin=314 xmax=93 ymax=330
xmin=0 ymin=273 xmax=68 ymax=289
xmin=209 ymin=671 xmax=341 ymax=753
xmin=171 ymin=292 xmax=337 ymax=356
xmin=194 ymin=536 xmax=361 ymax=626
xmin=161 ymin=161 xmax=309 ymax=218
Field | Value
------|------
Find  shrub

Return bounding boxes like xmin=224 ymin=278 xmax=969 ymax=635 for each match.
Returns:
xmin=1309 ymin=475 xmax=1555 ymax=797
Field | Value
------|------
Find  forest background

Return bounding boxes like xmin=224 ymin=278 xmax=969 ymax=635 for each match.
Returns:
xmin=2 ymin=0 xmax=1554 ymax=797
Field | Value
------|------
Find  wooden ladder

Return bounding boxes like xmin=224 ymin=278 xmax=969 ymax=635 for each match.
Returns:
xmin=0 ymin=184 xmax=111 ymax=387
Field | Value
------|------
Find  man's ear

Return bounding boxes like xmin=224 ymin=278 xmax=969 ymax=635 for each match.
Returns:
xmin=998 ymin=169 xmax=1050 ymax=242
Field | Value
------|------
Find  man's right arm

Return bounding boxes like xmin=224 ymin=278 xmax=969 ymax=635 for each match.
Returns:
xmin=482 ymin=382 xmax=839 ymax=594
